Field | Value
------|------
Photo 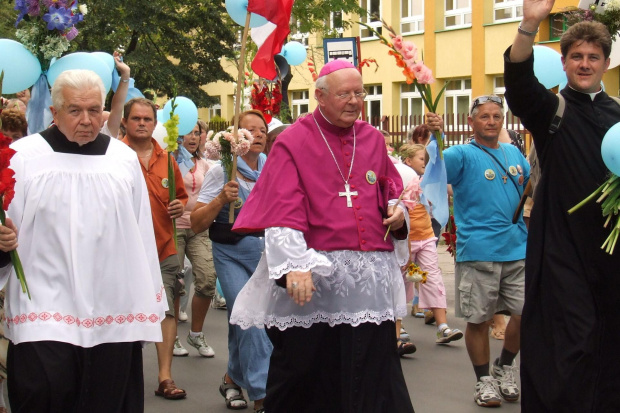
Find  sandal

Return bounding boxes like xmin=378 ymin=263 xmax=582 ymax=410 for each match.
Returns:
xmin=490 ymin=328 xmax=505 ymax=340
xmin=154 ymin=379 xmax=187 ymax=400
xmin=397 ymin=339 xmax=417 ymax=357
xmin=219 ymin=375 xmax=248 ymax=410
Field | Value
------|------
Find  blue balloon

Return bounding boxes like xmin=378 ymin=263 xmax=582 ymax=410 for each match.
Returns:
xmin=47 ymin=52 xmax=113 ymax=92
xmin=281 ymin=41 xmax=307 ymax=66
xmin=602 ymin=122 xmax=620 ymax=176
xmin=162 ymin=97 xmax=198 ymax=136
xmin=157 ymin=109 xmax=164 ymax=123
xmin=533 ymin=45 xmax=566 ymax=89
xmin=91 ymin=52 xmax=115 ymax=72
xmin=0 ymin=39 xmax=42 ymax=94
xmin=125 ymin=87 xmax=144 ymax=103
xmin=225 ymin=0 xmax=268 ymax=27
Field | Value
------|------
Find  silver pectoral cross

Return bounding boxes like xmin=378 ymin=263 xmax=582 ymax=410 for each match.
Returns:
xmin=339 ymin=183 xmax=358 ymax=208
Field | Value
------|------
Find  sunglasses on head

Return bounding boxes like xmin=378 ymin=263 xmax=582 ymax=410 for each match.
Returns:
xmin=470 ymin=96 xmax=503 ymax=115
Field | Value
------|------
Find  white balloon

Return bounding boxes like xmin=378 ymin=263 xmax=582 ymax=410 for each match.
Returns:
xmin=152 ymin=122 xmax=168 ymax=149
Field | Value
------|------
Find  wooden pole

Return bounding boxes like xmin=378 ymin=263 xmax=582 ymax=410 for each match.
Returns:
xmin=229 ymin=11 xmax=252 ymax=223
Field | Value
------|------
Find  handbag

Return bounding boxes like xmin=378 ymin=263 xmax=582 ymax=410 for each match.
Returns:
xmin=208 ymin=222 xmax=246 ymax=245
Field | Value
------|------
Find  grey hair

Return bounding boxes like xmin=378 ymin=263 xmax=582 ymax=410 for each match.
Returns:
xmin=469 ymin=95 xmax=505 ymax=118
xmin=315 ymin=75 xmax=328 ymax=93
xmin=51 ymin=69 xmax=106 ymax=109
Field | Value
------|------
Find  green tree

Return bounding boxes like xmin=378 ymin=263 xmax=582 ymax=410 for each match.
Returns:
xmin=73 ymin=0 xmax=237 ymax=107
xmin=0 ymin=0 xmax=17 ymax=40
xmin=292 ymin=0 xmax=365 ymax=38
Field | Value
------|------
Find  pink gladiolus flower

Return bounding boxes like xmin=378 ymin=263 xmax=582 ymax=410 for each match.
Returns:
xmin=392 ymin=35 xmax=403 ymax=52
xmin=401 ymin=41 xmax=418 ymax=62
xmin=413 ymin=63 xmax=435 ymax=84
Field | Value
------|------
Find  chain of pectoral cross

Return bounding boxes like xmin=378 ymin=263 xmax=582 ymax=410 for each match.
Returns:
xmin=312 ymin=114 xmax=358 ymax=207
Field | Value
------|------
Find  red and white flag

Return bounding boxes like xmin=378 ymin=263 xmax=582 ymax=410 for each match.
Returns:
xmin=248 ymin=0 xmax=294 ymax=80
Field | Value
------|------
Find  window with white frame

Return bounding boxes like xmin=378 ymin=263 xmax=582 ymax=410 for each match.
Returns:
xmin=290 ymin=16 xmax=310 ymax=46
xmin=401 ymin=1 xmax=424 ymax=34
xmin=400 ymin=83 xmax=424 ymax=126
xmin=291 ymin=90 xmax=309 ymax=119
xmin=445 ymin=0 xmax=471 ymax=29
xmin=493 ymin=0 xmax=523 ymax=22
xmin=328 ymin=11 xmax=344 ymax=37
xmin=364 ymin=85 xmax=383 ymax=123
xmin=360 ymin=0 xmax=382 ymax=39
xmin=209 ymin=102 xmax=221 ymax=119
xmin=444 ymin=78 xmax=471 ymax=143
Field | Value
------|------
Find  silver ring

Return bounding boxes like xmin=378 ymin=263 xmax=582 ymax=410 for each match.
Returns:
xmin=291 ymin=282 xmax=298 ymax=289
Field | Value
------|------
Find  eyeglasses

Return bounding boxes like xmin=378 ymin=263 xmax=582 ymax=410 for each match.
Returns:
xmin=470 ymin=96 xmax=503 ymax=115
xmin=321 ymin=88 xmax=368 ymax=101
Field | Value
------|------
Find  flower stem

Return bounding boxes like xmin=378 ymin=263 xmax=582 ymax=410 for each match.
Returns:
xmin=567 ymin=180 xmax=607 ymax=214
xmin=0 ymin=206 xmax=30 ymax=299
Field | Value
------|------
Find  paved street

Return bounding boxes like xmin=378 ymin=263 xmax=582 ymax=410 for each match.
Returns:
xmin=143 ymin=246 xmax=521 ymax=413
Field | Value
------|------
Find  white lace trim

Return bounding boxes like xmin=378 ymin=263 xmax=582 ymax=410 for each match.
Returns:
xmin=265 ymin=227 xmax=333 ymax=279
xmin=231 ymin=305 xmax=409 ymax=331
xmin=229 ymin=250 xmax=408 ymax=330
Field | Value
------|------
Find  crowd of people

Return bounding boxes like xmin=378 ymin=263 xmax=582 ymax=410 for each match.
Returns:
xmin=0 ymin=0 xmax=617 ymax=411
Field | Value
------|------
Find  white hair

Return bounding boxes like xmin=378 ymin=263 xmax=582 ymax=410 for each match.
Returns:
xmin=315 ymin=75 xmax=328 ymax=92
xmin=51 ymin=69 xmax=106 ymax=109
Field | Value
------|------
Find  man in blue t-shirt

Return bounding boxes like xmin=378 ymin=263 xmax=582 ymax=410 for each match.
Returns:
xmin=427 ymin=95 xmax=529 ymax=408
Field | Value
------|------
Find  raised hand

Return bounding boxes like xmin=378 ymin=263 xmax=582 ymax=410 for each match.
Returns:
xmin=522 ymin=0 xmax=555 ymax=28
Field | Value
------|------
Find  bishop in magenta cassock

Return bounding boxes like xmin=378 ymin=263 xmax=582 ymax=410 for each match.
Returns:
xmin=230 ymin=61 xmax=415 ymax=413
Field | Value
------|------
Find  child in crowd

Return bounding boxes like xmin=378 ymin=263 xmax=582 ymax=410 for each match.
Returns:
xmin=400 ymin=144 xmax=463 ymax=344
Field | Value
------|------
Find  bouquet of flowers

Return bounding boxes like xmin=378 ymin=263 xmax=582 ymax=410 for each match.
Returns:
xmin=405 ymin=262 xmax=427 ymax=284
xmin=568 ymin=174 xmax=620 ymax=254
xmin=359 ymin=19 xmax=447 ymax=157
xmin=14 ymin=0 xmax=88 ymax=70
xmin=441 ymin=215 xmax=457 ymax=259
xmin=204 ymin=127 xmax=254 ymax=181
xmin=250 ymin=81 xmax=282 ymax=124
xmin=566 ymin=1 xmax=620 ymax=40
xmin=0 ymin=71 xmax=30 ymax=298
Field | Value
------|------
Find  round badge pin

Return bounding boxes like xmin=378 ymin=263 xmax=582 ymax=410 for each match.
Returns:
xmin=518 ymin=175 xmax=524 ymax=185
xmin=161 ymin=178 xmax=169 ymax=188
xmin=509 ymin=166 xmax=518 ymax=176
xmin=484 ymin=169 xmax=496 ymax=180
xmin=517 ymin=164 xmax=523 ymax=174
xmin=366 ymin=170 xmax=377 ymax=184
xmin=234 ymin=198 xmax=244 ymax=209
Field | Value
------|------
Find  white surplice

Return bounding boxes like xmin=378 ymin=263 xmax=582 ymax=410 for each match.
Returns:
xmin=0 ymin=134 xmax=166 ymax=347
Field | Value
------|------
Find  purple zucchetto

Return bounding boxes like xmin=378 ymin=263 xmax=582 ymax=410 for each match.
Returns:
xmin=318 ymin=60 xmax=357 ymax=78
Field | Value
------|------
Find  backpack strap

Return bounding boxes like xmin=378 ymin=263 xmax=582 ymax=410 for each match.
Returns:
xmin=549 ymin=94 xmax=620 ymax=134
xmin=549 ymin=93 xmax=565 ymax=134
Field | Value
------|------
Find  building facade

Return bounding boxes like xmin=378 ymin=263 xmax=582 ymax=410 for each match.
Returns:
xmin=201 ymin=0 xmax=619 ymax=134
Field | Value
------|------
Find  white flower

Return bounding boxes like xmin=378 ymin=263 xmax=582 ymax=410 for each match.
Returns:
xmin=605 ymin=0 xmax=620 ymax=12
xmin=79 ymin=4 xmax=88 ymax=15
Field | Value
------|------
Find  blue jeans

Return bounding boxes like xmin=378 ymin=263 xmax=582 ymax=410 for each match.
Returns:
xmin=212 ymin=236 xmax=272 ymax=401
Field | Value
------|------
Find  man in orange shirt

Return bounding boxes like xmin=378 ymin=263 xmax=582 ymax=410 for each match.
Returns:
xmin=122 ymin=98 xmax=189 ymax=400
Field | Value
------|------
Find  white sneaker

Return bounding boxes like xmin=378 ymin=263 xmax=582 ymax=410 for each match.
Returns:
xmin=173 ymin=336 xmax=189 ymax=357
xmin=474 ymin=376 xmax=501 ymax=407
xmin=211 ymin=292 xmax=227 ymax=310
xmin=178 ymin=311 xmax=188 ymax=322
xmin=187 ymin=332 xmax=215 ymax=357
xmin=491 ymin=359 xmax=520 ymax=402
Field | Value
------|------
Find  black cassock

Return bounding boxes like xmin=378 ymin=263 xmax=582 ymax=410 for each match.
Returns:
xmin=505 ymin=47 xmax=620 ymax=412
